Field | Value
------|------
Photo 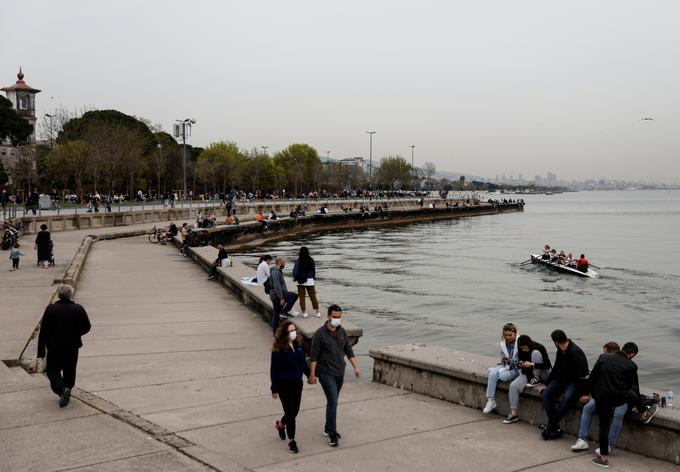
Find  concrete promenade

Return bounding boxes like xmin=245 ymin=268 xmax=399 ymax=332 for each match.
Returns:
xmin=0 ymin=232 xmax=674 ymax=470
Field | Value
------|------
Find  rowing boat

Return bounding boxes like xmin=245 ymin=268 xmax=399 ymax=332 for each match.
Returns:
xmin=529 ymin=254 xmax=598 ymax=278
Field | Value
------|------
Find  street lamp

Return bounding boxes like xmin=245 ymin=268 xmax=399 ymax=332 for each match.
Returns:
xmin=326 ymin=150 xmax=330 ymax=164
xmin=410 ymin=145 xmax=415 ymax=191
xmin=174 ymin=118 xmax=196 ymax=200
xmin=366 ymin=131 xmax=376 ymax=189
xmin=261 ymin=146 xmax=268 ymax=155
xmin=45 ymin=113 xmax=55 ymax=148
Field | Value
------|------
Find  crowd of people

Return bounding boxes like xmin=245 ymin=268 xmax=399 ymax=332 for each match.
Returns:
xmin=541 ymin=244 xmax=590 ymax=272
xmin=483 ymin=323 xmax=659 ymax=469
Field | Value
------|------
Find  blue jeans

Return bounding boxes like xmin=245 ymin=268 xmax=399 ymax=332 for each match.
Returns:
xmin=271 ymin=291 xmax=299 ymax=334
xmin=486 ymin=365 xmax=519 ymax=399
xmin=318 ymin=374 xmax=344 ymax=434
xmin=543 ymin=377 xmax=579 ymax=429
xmin=578 ymin=398 xmax=628 ymax=446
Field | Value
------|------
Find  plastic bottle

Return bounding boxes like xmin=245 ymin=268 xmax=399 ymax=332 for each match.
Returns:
xmin=668 ymin=390 xmax=674 ymax=408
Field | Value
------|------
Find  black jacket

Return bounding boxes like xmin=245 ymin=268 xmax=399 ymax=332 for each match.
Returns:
xmin=518 ymin=341 xmax=552 ymax=379
xmin=545 ymin=339 xmax=589 ymax=395
xmin=37 ymin=299 xmax=91 ymax=358
xmin=589 ymin=351 xmax=639 ymax=405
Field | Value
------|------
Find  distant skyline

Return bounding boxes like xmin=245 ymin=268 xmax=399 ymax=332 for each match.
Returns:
xmin=2 ymin=0 xmax=679 ymax=183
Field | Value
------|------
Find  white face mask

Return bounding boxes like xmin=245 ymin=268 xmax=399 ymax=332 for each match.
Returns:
xmin=288 ymin=331 xmax=297 ymax=341
xmin=329 ymin=318 xmax=342 ymax=327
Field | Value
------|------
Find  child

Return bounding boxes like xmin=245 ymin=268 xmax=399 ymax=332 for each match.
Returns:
xmin=10 ymin=242 xmax=23 ymax=270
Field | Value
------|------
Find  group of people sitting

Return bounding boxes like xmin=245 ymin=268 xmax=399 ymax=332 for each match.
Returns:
xmin=289 ymin=206 xmax=307 ymax=219
xmin=483 ymin=323 xmax=659 ymax=469
xmin=541 ymin=244 xmax=589 ymax=272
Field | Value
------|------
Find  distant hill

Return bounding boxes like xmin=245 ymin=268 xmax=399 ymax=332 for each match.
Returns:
xmin=436 ymin=170 xmax=487 ymax=182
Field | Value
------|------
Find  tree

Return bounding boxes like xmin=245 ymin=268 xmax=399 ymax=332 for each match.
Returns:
xmin=152 ymin=132 xmax=181 ymax=195
xmin=45 ymin=141 xmax=91 ymax=200
xmin=0 ymin=161 xmax=7 ymax=185
xmin=196 ymin=141 xmax=247 ymax=194
xmin=376 ymin=155 xmax=412 ymax=190
xmin=0 ymin=96 xmax=33 ymax=145
xmin=273 ymin=144 xmax=322 ymax=196
xmin=423 ymin=162 xmax=437 ymax=190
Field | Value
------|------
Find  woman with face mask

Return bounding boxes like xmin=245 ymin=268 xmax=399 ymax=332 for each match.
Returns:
xmin=270 ymin=321 xmax=310 ymax=454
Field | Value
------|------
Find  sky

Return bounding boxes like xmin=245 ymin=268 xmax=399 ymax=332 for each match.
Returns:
xmin=2 ymin=0 xmax=679 ymax=183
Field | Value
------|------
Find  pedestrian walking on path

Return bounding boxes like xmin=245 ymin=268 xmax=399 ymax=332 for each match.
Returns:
xmin=292 ymin=246 xmax=320 ymax=318
xmin=9 ymin=242 xmax=23 ymax=270
xmin=269 ymin=258 xmax=299 ymax=334
xmin=36 ymin=284 xmax=91 ymax=408
xmin=308 ymin=304 xmax=360 ymax=448
xmin=270 ymin=321 xmax=310 ymax=454
xmin=35 ymin=223 xmax=52 ymax=268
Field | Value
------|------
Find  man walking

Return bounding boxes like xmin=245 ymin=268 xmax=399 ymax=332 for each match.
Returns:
xmin=37 ymin=284 xmax=91 ymax=407
xmin=269 ymin=257 xmax=299 ymax=334
xmin=309 ymin=305 xmax=361 ymax=447
xmin=540 ymin=329 xmax=589 ymax=440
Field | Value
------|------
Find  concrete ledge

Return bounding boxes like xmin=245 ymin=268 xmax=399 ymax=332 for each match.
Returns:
xmin=173 ymin=236 xmax=363 ymax=350
xmin=370 ymin=344 xmax=680 ymax=465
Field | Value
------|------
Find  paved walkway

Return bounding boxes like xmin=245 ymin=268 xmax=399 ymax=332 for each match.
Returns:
xmin=0 ymin=233 xmax=674 ymax=471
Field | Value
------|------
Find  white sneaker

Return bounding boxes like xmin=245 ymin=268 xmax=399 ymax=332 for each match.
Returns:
xmin=482 ymin=399 xmax=497 ymax=414
xmin=571 ymin=438 xmax=589 ymax=451
xmin=302 ymin=312 xmax=309 ymax=318
xmin=287 ymin=310 xmax=300 ymax=317
xmin=315 ymin=312 xmax=321 ymax=318
xmin=595 ymin=446 xmax=614 ymax=456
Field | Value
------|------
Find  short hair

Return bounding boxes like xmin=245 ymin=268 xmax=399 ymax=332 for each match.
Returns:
xmin=603 ymin=341 xmax=620 ymax=353
xmin=551 ymin=329 xmax=568 ymax=343
xmin=327 ymin=304 xmax=342 ymax=316
xmin=275 ymin=257 xmax=285 ymax=266
xmin=622 ymin=342 xmax=639 ymax=355
xmin=57 ymin=284 xmax=74 ymax=300
xmin=40 ymin=224 xmax=48 ymax=231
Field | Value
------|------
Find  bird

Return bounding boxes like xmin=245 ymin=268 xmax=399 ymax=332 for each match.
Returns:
xmin=640 ymin=117 xmax=654 ymax=121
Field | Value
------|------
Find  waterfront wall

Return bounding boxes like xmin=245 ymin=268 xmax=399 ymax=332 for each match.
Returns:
xmin=370 ymin=344 xmax=680 ymax=465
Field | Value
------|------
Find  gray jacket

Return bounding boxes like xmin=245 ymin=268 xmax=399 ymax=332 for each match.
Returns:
xmin=269 ymin=266 xmax=288 ymax=300
xmin=310 ymin=324 xmax=355 ymax=377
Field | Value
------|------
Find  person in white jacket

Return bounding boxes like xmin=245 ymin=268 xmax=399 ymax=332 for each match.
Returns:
xmin=482 ymin=323 xmax=520 ymax=414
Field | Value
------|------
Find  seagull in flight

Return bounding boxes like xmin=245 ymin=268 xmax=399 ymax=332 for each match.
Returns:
xmin=640 ymin=117 xmax=654 ymax=121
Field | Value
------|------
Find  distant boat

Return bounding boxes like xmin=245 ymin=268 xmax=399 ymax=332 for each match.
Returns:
xmin=530 ymin=254 xmax=598 ymax=278
xmin=545 ymin=191 xmax=553 ymax=195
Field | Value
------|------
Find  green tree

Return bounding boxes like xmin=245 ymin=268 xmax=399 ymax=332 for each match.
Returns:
xmin=273 ymin=143 xmax=322 ymax=196
xmin=376 ymin=155 xmax=412 ymax=190
xmin=423 ymin=162 xmax=437 ymax=190
xmin=45 ymin=141 xmax=91 ymax=200
xmin=0 ymin=96 xmax=33 ymax=145
xmin=196 ymin=141 xmax=247 ymax=194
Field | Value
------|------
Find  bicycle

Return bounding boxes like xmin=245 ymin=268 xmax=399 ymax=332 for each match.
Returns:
xmin=148 ymin=225 xmax=168 ymax=245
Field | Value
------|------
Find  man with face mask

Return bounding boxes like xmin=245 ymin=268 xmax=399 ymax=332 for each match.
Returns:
xmin=308 ymin=305 xmax=360 ymax=448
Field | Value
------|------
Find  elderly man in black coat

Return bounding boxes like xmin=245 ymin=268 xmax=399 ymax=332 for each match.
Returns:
xmin=37 ymin=284 xmax=91 ymax=407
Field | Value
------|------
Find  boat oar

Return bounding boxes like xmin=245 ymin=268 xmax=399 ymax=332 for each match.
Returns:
xmin=590 ymin=264 xmax=601 ymax=269
xmin=520 ymin=259 xmax=534 ymax=265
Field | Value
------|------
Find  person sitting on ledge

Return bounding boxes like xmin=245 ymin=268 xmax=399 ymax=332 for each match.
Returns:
xmin=482 ymin=323 xmax=520 ymax=415
xmin=268 ymin=210 xmax=278 ymax=220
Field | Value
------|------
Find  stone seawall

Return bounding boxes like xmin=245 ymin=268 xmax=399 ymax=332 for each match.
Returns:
xmin=370 ymin=344 xmax=680 ymax=465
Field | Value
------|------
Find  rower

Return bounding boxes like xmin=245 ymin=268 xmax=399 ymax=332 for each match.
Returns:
xmin=566 ymin=253 xmax=577 ymax=268
xmin=542 ymin=244 xmax=551 ymax=260
xmin=550 ymin=249 xmax=558 ymax=263
xmin=576 ymin=254 xmax=589 ymax=273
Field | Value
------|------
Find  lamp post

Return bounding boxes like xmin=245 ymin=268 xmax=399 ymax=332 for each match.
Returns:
xmin=175 ymin=118 xmax=196 ymax=201
xmin=326 ymin=150 xmax=330 ymax=164
xmin=365 ymin=131 xmax=376 ymax=189
xmin=45 ymin=113 xmax=55 ymax=149
xmin=410 ymin=145 xmax=415 ymax=191
xmin=261 ymin=145 xmax=268 ymax=155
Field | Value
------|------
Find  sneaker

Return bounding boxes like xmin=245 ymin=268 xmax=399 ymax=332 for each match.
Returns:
xmin=286 ymin=310 xmax=300 ymax=317
xmin=595 ymin=446 xmax=614 ymax=456
xmin=59 ymin=388 xmax=71 ymax=408
xmin=315 ymin=312 xmax=321 ymax=318
xmin=549 ymin=428 xmax=563 ymax=440
xmin=482 ymin=399 xmax=497 ymax=414
xmin=328 ymin=432 xmax=339 ymax=447
xmin=275 ymin=420 xmax=286 ymax=440
xmin=323 ymin=431 xmax=341 ymax=439
xmin=288 ymin=439 xmax=299 ymax=454
xmin=207 ymin=275 xmax=215 ymax=280
xmin=502 ymin=413 xmax=520 ymax=424
xmin=526 ymin=378 xmax=542 ymax=388
xmin=571 ymin=438 xmax=589 ymax=451
xmin=591 ymin=456 xmax=610 ymax=468
xmin=641 ymin=404 xmax=659 ymax=424
xmin=302 ymin=312 xmax=309 ymax=318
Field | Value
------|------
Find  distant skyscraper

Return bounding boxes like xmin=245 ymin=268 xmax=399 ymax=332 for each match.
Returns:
xmin=546 ymin=172 xmax=557 ymax=187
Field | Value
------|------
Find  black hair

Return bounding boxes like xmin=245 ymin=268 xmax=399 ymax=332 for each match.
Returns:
xmin=40 ymin=224 xmax=48 ymax=231
xmin=551 ymin=329 xmax=568 ymax=343
xmin=622 ymin=342 xmax=638 ymax=355
xmin=298 ymin=246 xmax=314 ymax=273
xmin=517 ymin=334 xmax=533 ymax=348
xmin=258 ymin=254 xmax=272 ymax=263
xmin=327 ymin=304 xmax=342 ymax=316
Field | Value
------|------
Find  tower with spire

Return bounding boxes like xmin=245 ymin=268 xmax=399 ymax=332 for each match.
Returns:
xmin=1 ymin=67 xmax=41 ymax=189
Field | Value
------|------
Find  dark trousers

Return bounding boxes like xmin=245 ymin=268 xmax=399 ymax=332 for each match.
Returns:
xmin=278 ymin=380 xmax=303 ymax=440
xmin=543 ymin=377 xmax=579 ymax=429
xmin=11 ymin=258 xmax=19 ymax=269
xmin=45 ymin=347 xmax=79 ymax=396
xmin=595 ymin=397 xmax=616 ymax=456
xmin=271 ymin=291 xmax=299 ymax=334
xmin=318 ymin=373 xmax=344 ymax=434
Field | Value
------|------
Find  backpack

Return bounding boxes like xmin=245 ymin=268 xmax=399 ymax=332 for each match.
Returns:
xmin=263 ymin=276 xmax=273 ymax=294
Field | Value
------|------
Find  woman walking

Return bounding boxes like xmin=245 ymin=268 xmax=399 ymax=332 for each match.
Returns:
xmin=270 ymin=321 xmax=309 ymax=454
xmin=292 ymin=246 xmax=320 ymax=318
xmin=35 ymin=224 xmax=52 ymax=268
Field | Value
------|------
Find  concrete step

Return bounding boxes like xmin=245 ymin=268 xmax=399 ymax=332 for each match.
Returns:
xmin=0 ymin=360 xmax=34 ymax=385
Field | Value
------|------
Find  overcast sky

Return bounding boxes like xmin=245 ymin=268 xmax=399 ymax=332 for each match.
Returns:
xmin=2 ymin=0 xmax=679 ymax=183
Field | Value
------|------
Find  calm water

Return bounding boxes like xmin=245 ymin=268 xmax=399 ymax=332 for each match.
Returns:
xmin=236 ymin=190 xmax=680 ymax=389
